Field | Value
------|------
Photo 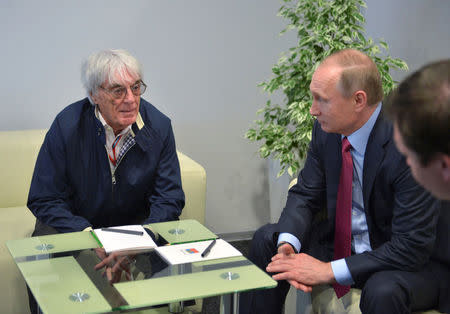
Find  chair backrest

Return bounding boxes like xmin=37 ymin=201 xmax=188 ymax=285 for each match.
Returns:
xmin=0 ymin=129 xmax=206 ymax=223
xmin=177 ymin=151 xmax=206 ymax=224
xmin=0 ymin=129 xmax=47 ymax=208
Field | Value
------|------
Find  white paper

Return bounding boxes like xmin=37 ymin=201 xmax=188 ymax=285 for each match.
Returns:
xmin=155 ymin=239 xmax=242 ymax=265
xmin=93 ymin=225 xmax=157 ymax=254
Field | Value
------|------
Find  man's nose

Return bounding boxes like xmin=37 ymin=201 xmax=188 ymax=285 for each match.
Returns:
xmin=123 ymin=87 xmax=135 ymax=102
xmin=310 ymin=101 xmax=320 ymax=116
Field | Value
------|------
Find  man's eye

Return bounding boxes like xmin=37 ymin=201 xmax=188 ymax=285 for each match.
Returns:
xmin=131 ymin=84 xmax=140 ymax=92
xmin=316 ymin=96 xmax=327 ymax=103
xmin=112 ymin=88 xmax=125 ymax=96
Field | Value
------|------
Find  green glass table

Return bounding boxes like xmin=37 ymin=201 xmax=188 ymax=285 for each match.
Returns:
xmin=7 ymin=219 xmax=276 ymax=314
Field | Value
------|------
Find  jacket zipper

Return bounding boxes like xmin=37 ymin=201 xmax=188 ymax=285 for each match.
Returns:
xmin=109 ymin=141 xmax=136 ymax=196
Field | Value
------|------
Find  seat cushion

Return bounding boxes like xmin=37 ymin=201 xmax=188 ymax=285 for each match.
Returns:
xmin=0 ymin=206 xmax=36 ymax=314
xmin=311 ymin=285 xmax=443 ymax=314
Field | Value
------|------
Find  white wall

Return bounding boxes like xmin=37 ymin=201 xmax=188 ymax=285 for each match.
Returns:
xmin=364 ymin=0 xmax=450 ymax=81
xmin=1 ymin=0 xmax=449 ymax=235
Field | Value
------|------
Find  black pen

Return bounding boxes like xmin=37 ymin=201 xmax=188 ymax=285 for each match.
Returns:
xmin=101 ymin=228 xmax=144 ymax=236
xmin=201 ymin=239 xmax=217 ymax=258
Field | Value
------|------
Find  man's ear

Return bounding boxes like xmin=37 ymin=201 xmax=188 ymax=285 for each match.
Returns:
xmin=91 ymin=92 xmax=98 ymax=105
xmin=442 ymin=154 xmax=450 ymax=182
xmin=353 ymin=90 xmax=367 ymax=112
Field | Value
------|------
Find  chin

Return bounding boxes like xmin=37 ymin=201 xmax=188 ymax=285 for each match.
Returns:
xmin=427 ymin=184 xmax=450 ymax=201
xmin=318 ymin=123 xmax=335 ymax=134
xmin=121 ymin=113 xmax=137 ymax=122
xmin=119 ymin=118 xmax=136 ymax=128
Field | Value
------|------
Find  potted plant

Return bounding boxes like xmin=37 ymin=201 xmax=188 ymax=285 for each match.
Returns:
xmin=246 ymin=0 xmax=408 ymax=178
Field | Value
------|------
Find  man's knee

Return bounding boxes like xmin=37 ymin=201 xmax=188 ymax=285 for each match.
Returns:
xmin=248 ymin=224 xmax=278 ymax=268
xmin=362 ymin=272 xmax=408 ymax=300
xmin=251 ymin=223 xmax=277 ymax=247
xmin=32 ymin=219 xmax=59 ymax=236
xmin=361 ymin=272 xmax=409 ymax=313
xmin=249 ymin=224 xmax=277 ymax=253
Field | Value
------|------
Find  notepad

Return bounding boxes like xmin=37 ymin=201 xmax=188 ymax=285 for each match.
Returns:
xmin=155 ymin=239 xmax=242 ymax=265
xmin=93 ymin=225 xmax=157 ymax=254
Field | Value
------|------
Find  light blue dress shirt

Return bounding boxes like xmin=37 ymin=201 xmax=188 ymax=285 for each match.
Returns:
xmin=278 ymin=103 xmax=382 ymax=285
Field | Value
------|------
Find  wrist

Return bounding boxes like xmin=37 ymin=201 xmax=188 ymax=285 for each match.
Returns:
xmin=324 ymin=262 xmax=336 ymax=284
xmin=277 ymin=241 xmax=298 ymax=254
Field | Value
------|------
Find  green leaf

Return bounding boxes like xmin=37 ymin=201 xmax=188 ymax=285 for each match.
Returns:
xmin=354 ymin=12 xmax=365 ymax=23
xmin=356 ymin=32 xmax=366 ymax=44
xmin=379 ymin=40 xmax=389 ymax=51
xmin=391 ymin=58 xmax=409 ymax=70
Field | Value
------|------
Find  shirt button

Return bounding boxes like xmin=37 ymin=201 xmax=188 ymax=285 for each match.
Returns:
xmin=352 ymin=210 xmax=358 ymax=216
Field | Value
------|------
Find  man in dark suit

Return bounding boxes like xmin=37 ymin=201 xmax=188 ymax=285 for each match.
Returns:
xmin=240 ymin=49 xmax=442 ymax=313
xmin=385 ymin=59 xmax=450 ymax=201
xmin=385 ymin=59 xmax=450 ymax=313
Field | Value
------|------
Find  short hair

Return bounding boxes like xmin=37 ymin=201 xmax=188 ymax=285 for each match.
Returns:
xmin=323 ymin=49 xmax=383 ymax=106
xmin=385 ymin=59 xmax=450 ymax=165
xmin=81 ymin=49 xmax=143 ymax=104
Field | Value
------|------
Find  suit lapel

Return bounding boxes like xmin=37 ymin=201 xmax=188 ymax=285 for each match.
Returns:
xmin=362 ymin=112 xmax=391 ymax=210
xmin=327 ymin=133 xmax=342 ymax=219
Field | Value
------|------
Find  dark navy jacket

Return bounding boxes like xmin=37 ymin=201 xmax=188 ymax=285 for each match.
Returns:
xmin=28 ymin=98 xmax=185 ymax=233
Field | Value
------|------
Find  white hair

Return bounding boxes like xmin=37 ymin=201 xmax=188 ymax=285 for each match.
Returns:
xmin=81 ymin=49 xmax=143 ymax=104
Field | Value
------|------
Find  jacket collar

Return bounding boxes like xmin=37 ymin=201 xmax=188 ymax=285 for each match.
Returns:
xmin=93 ymin=104 xmax=146 ymax=146
xmin=362 ymin=109 xmax=392 ymax=207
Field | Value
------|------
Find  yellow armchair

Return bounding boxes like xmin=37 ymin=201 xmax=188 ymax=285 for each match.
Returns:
xmin=0 ymin=129 xmax=206 ymax=314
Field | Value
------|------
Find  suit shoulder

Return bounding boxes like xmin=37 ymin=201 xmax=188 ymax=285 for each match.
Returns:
xmin=52 ymin=98 xmax=92 ymax=133
xmin=373 ymin=113 xmax=401 ymax=158
xmin=139 ymin=98 xmax=172 ymax=134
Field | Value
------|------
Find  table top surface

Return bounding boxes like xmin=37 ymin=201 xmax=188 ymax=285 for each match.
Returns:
xmin=7 ymin=219 xmax=276 ymax=314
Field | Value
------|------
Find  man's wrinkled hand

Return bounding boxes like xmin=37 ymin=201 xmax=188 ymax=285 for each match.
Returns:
xmin=277 ymin=242 xmax=295 ymax=256
xmin=94 ymin=247 xmax=107 ymax=261
xmin=267 ymin=253 xmax=335 ymax=293
xmin=94 ymin=251 xmax=135 ymax=283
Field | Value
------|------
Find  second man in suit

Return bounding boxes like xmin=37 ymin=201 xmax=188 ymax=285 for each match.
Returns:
xmin=385 ymin=59 xmax=450 ymax=313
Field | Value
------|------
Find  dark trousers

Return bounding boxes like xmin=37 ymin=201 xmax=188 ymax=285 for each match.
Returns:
xmin=27 ymin=220 xmax=60 ymax=314
xmin=239 ymin=224 xmax=290 ymax=314
xmin=239 ymin=223 xmax=441 ymax=314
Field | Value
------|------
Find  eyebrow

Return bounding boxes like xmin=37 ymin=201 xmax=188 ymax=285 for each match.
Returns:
xmin=310 ymin=90 xmax=320 ymax=97
xmin=108 ymin=80 xmax=141 ymax=89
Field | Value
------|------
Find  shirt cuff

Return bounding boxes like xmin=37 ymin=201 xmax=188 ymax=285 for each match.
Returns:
xmin=83 ymin=226 xmax=93 ymax=232
xmin=278 ymin=233 xmax=301 ymax=253
xmin=331 ymin=258 xmax=355 ymax=286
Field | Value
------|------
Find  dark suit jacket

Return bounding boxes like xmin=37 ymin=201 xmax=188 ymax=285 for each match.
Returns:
xmin=431 ymin=201 xmax=450 ymax=312
xmin=278 ymin=112 xmax=441 ymax=287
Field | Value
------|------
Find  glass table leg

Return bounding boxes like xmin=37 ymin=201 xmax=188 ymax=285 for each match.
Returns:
xmin=168 ymin=263 xmax=185 ymax=313
xmin=220 ymin=292 xmax=239 ymax=314
xmin=169 ymin=301 xmax=184 ymax=313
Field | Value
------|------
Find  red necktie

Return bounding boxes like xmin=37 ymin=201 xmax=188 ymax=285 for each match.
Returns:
xmin=108 ymin=134 xmax=123 ymax=166
xmin=333 ymin=137 xmax=353 ymax=298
